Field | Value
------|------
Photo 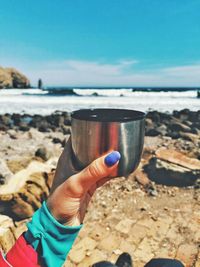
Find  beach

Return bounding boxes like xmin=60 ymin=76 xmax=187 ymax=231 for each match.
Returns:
xmin=0 ymin=108 xmax=199 ymax=266
xmin=1 ymin=0 xmax=200 ymax=265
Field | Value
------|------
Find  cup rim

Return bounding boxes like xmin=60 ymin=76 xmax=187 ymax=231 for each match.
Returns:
xmin=71 ymin=108 xmax=146 ymax=122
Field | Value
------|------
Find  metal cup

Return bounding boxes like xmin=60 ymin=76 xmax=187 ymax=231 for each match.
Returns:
xmin=71 ymin=108 xmax=146 ymax=176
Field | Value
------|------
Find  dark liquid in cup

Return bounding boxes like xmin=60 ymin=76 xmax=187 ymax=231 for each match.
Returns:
xmin=71 ymin=109 xmax=145 ymax=122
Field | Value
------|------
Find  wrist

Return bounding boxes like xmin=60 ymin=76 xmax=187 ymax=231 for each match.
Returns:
xmin=46 ymin=195 xmax=81 ymax=227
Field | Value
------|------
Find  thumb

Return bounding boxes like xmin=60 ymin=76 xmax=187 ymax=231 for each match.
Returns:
xmin=72 ymin=151 xmax=121 ymax=191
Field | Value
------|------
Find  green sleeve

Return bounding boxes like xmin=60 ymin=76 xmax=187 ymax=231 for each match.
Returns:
xmin=24 ymin=201 xmax=82 ymax=267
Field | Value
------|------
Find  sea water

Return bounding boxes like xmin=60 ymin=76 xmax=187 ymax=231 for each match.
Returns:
xmin=0 ymin=88 xmax=199 ymax=115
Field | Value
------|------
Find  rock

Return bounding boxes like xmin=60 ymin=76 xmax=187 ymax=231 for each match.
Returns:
xmin=6 ymin=68 xmax=30 ymax=88
xmin=191 ymin=127 xmax=200 ymax=135
xmin=179 ymin=132 xmax=200 ymax=142
xmin=0 ymin=115 xmax=12 ymax=127
xmin=0 ymin=67 xmax=12 ymax=88
xmin=0 ymin=123 xmax=8 ymax=131
xmin=173 ymin=109 xmax=200 ymax=122
xmin=6 ymin=157 xmax=32 ymax=174
xmin=0 ymin=214 xmax=15 ymax=252
xmin=11 ymin=113 xmax=21 ymax=126
xmin=194 ymin=177 xmax=200 ymax=189
xmin=156 ymin=148 xmax=200 ymax=171
xmin=134 ymin=170 xmax=150 ymax=186
xmin=35 ymin=147 xmax=50 ymax=161
xmin=29 ymin=116 xmax=51 ymax=132
xmin=172 ymin=110 xmax=179 ymax=118
xmin=0 ymin=214 xmax=14 ymax=228
xmin=149 ymin=189 xmax=158 ymax=197
xmin=144 ymin=157 xmax=200 ymax=187
xmin=0 ymin=174 xmax=5 ymax=185
xmin=0 ymin=160 xmax=54 ymax=219
xmin=183 ymin=120 xmax=193 ymax=127
xmin=179 ymin=109 xmax=190 ymax=116
xmin=156 ymin=124 xmax=168 ymax=136
xmin=0 ymin=226 xmax=15 ymax=253
xmin=52 ymin=137 xmax=63 ymax=144
xmin=145 ymin=118 xmax=153 ymax=128
xmin=29 ymin=115 xmax=43 ymax=128
xmin=7 ymin=129 xmax=18 ymax=139
xmin=0 ymin=159 xmax=13 ymax=183
xmin=167 ymin=131 xmax=181 ymax=139
xmin=0 ymin=67 xmax=30 ymax=89
xmin=18 ymin=122 xmax=30 ymax=131
xmin=64 ymin=118 xmax=71 ymax=126
xmin=145 ymin=184 xmax=158 ymax=197
xmin=61 ymin=125 xmax=71 ymax=135
xmin=11 ymin=219 xmax=29 ymax=240
xmin=61 ymin=138 xmax=67 ymax=147
xmin=145 ymin=128 xmax=161 ymax=137
xmin=46 ymin=114 xmax=65 ymax=127
xmin=188 ymin=110 xmax=200 ymax=123
xmin=169 ymin=122 xmax=191 ymax=133
xmin=146 ymin=111 xmax=160 ymax=123
xmin=0 ymin=215 xmax=29 ymax=253
xmin=38 ymin=122 xmax=51 ymax=132
xmin=28 ymin=128 xmax=44 ymax=139
xmin=192 ymin=122 xmax=200 ymax=130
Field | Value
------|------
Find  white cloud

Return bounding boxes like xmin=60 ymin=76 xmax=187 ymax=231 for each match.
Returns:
xmin=119 ymin=59 xmax=139 ymax=66
xmin=65 ymin=60 xmax=122 ymax=75
xmin=2 ymin=58 xmax=200 ymax=86
xmin=24 ymin=59 xmax=140 ymax=86
xmin=162 ymin=65 xmax=200 ymax=77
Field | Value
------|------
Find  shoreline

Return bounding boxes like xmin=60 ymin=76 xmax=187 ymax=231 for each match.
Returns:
xmin=0 ymin=109 xmax=199 ymax=139
xmin=0 ymin=109 xmax=199 ymax=167
xmin=0 ymin=90 xmax=199 ymax=114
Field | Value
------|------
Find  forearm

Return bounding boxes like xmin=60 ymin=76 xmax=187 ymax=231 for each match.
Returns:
xmin=3 ymin=202 xmax=82 ymax=267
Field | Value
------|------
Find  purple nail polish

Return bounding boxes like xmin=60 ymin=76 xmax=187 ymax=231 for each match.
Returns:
xmin=105 ymin=151 xmax=121 ymax=167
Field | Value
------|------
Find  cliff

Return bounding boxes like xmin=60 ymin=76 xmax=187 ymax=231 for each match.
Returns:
xmin=0 ymin=67 xmax=30 ymax=89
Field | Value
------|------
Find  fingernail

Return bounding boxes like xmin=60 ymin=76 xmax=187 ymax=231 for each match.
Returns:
xmin=104 ymin=151 xmax=121 ymax=167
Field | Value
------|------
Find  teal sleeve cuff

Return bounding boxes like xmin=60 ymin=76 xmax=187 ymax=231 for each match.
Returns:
xmin=24 ymin=201 xmax=82 ymax=267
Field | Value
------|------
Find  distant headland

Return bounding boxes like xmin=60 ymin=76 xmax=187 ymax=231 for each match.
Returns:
xmin=0 ymin=67 xmax=30 ymax=89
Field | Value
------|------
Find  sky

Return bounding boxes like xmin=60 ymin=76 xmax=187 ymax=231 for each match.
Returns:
xmin=0 ymin=0 xmax=200 ymax=87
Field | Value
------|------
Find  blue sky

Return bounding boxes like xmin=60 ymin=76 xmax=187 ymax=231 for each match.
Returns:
xmin=0 ymin=0 xmax=200 ymax=86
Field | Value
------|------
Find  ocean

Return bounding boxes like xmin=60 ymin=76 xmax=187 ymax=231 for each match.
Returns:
xmin=0 ymin=88 xmax=199 ymax=115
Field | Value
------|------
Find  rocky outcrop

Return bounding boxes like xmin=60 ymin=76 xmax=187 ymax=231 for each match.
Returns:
xmin=0 ymin=214 xmax=29 ymax=253
xmin=0 ymin=160 xmax=55 ymax=220
xmin=0 ymin=67 xmax=30 ymax=89
xmin=144 ymin=148 xmax=200 ymax=187
xmin=0 ymin=112 xmax=71 ymax=134
xmin=145 ymin=110 xmax=200 ymax=140
xmin=0 ymin=159 xmax=55 ymax=252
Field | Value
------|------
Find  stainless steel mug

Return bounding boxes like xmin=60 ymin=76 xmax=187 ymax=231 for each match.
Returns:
xmin=71 ymin=108 xmax=146 ymax=176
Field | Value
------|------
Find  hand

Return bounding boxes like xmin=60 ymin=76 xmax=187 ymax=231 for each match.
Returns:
xmin=46 ymin=137 xmax=121 ymax=226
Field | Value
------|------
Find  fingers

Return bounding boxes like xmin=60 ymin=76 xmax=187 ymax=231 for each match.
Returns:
xmin=71 ymin=151 xmax=121 ymax=192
